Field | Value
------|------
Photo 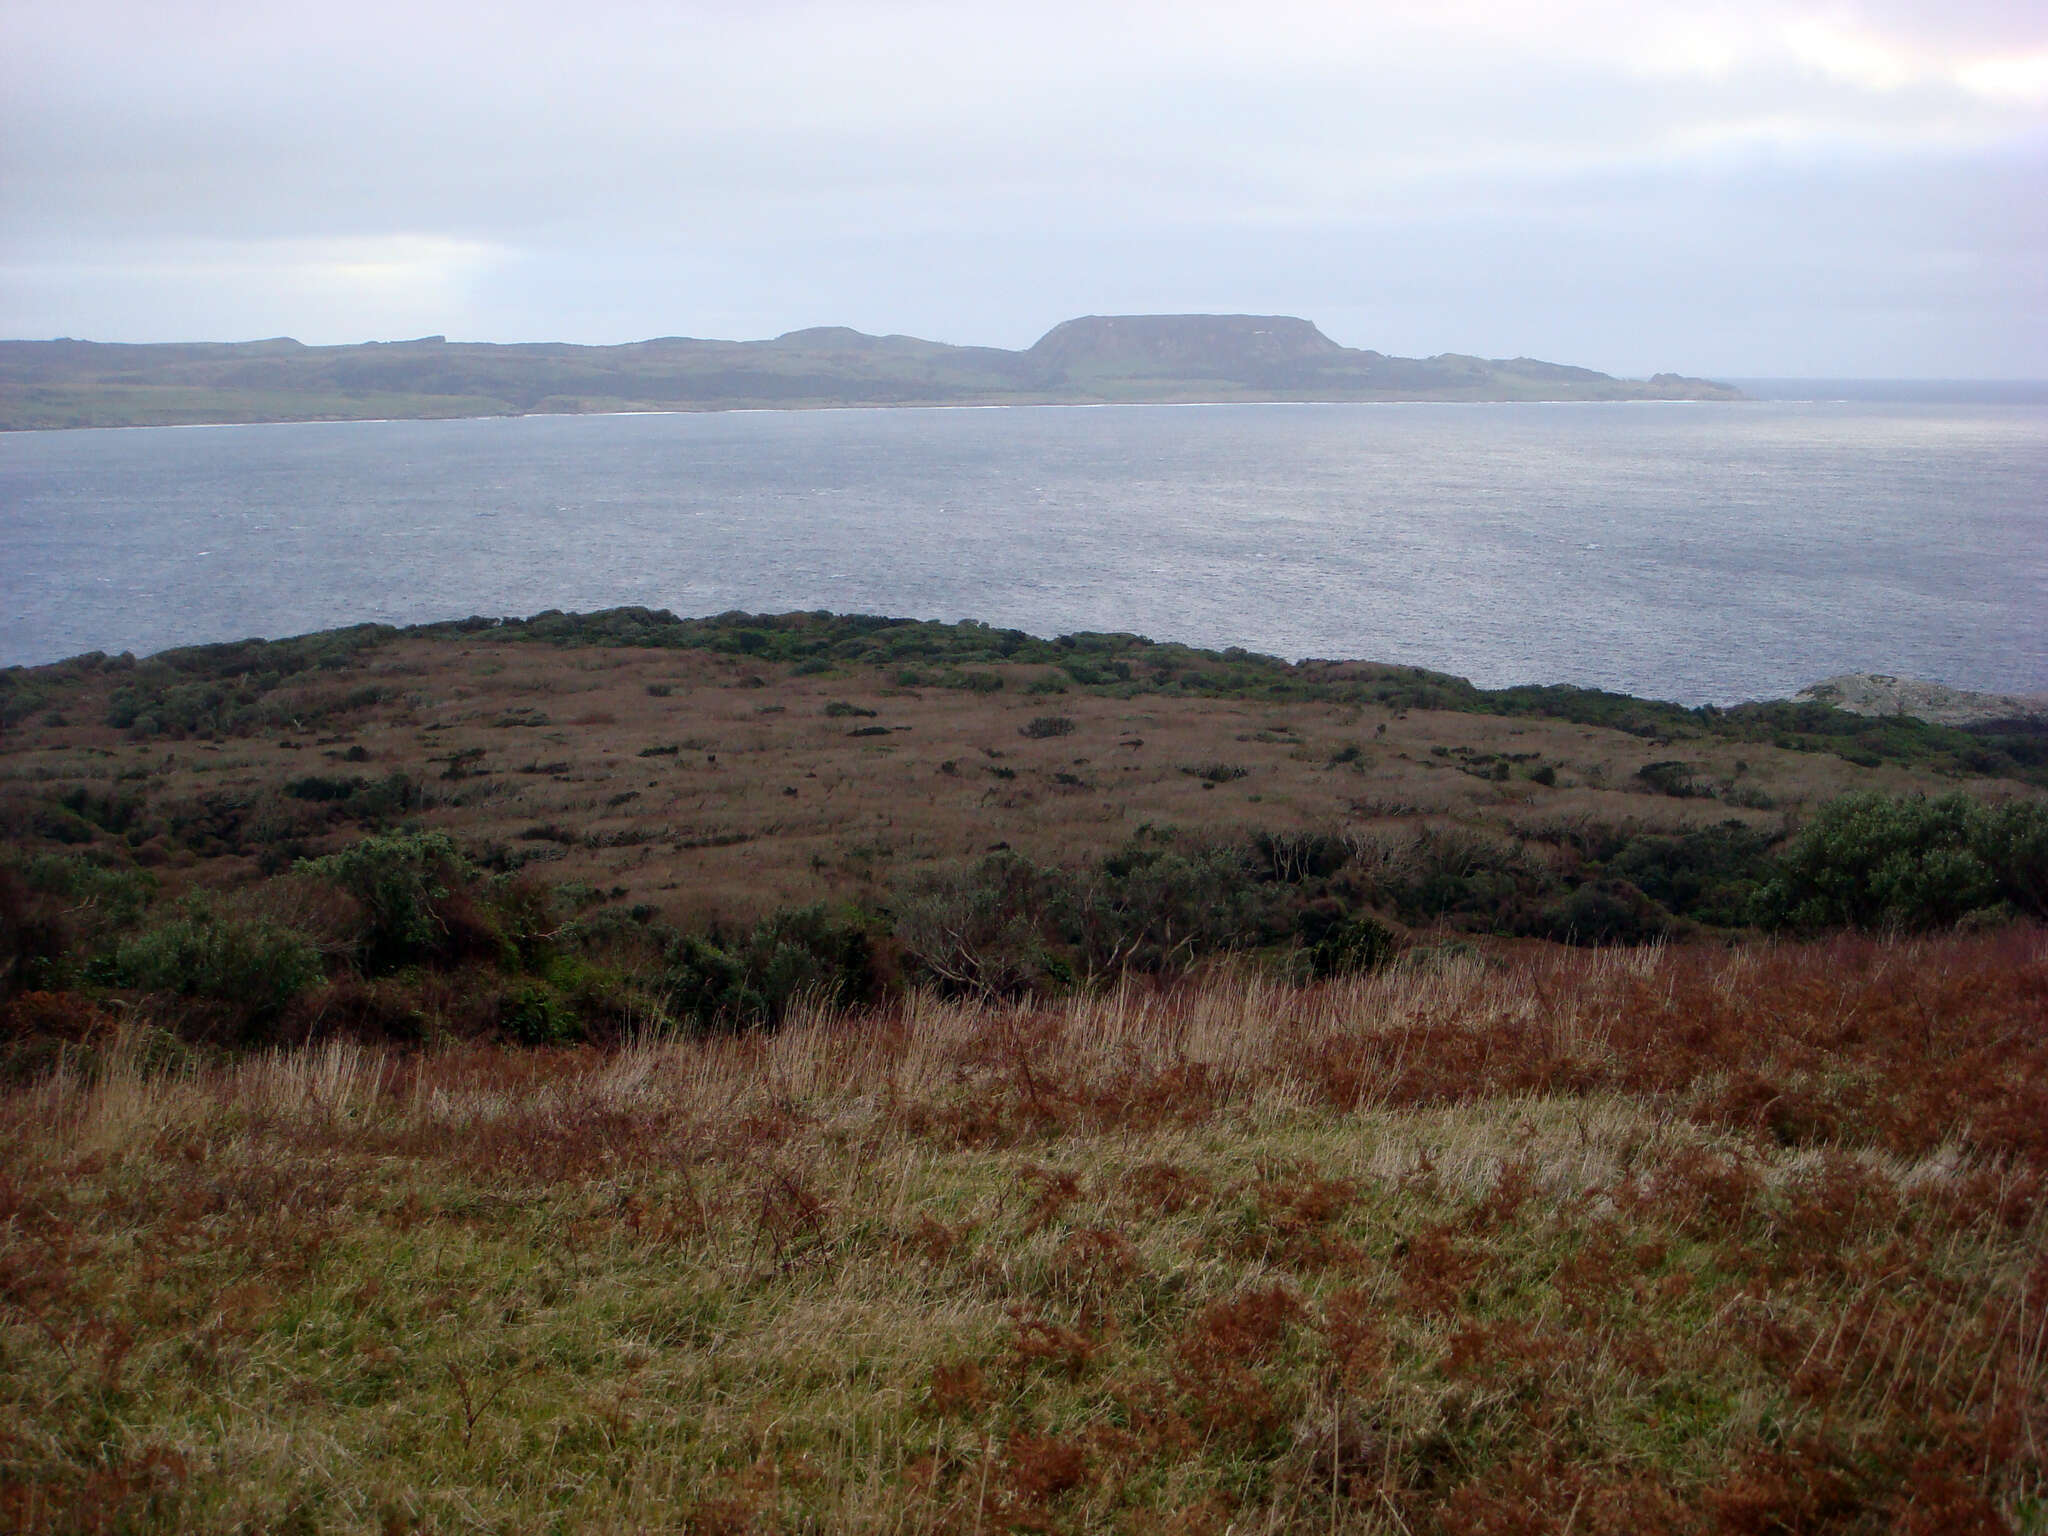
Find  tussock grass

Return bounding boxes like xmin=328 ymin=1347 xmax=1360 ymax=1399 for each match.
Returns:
xmin=3 ymin=932 xmax=2045 ymax=1532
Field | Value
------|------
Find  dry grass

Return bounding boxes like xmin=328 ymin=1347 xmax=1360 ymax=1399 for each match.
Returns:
xmin=3 ymin=930 xmax=2044 ymax=1532
xmin=0 ymin=638 xmax=1990 ymax=925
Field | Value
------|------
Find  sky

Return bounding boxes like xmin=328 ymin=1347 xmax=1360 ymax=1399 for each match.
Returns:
xmin=2 ymin=0 xmax=2045 ymax=377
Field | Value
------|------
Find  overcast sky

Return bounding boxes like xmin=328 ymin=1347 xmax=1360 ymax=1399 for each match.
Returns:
xmin=3 ymin=1 xmax=2044 ymax=376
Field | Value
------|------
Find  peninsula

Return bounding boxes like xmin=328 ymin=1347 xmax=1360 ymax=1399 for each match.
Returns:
xmin=0 ymin=313 xmax=1742 ymax=429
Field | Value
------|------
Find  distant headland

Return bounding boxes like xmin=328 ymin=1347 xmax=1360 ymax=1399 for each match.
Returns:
xmin=0 ymin=314 xmax=1743 ymax=430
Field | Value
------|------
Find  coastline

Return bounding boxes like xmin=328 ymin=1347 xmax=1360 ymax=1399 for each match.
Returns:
xmin=0 ymin=391 xmax=1752 ymax=435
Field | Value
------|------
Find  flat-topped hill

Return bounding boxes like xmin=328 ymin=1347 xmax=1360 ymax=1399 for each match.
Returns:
xmin=0 ymin=315 xmax=1743 ymax=429
xmin=1026 ymin=313 xmax=1350 ymax=375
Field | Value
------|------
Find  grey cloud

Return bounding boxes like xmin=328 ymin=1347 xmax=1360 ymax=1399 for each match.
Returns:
xmin=2 ymin=1 xmax=2043 ymax=372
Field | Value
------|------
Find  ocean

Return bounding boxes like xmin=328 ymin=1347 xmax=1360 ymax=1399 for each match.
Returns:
xmin=3 ymin=397 xmax=2043 ymax=704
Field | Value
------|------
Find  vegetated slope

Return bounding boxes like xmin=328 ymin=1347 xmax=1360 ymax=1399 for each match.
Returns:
xmin=4 ymin=613 xmax=2044 ymax=1528
xmin=0 ymin=316 xmax=1742 ymax=428
xmin=1 ymin=607 xmax=2039 ymax=938
xmin=4 ymin=606 xmax=2044 ymax=1057
xmin=1 ymin=933 xmax=2043 ymax=1530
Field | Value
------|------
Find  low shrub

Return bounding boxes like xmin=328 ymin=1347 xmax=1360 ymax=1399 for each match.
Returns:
xmin=297 ymin=829 xmax=490 ymax=972
xmin=1606 ymin=822 xmax=1775 ymax=929
xmin=1757 ymin=792 xmax=2048 ymax=931
xmin=1634 ymin=760 xmax=1704 ymax=798
xmin=1531 ymin=879 xmax=1672 ymax=946
xmin=659 ymin=904 xmax=879 ymax=1028
xmin=110 ymin=913 xmax=322 ymax=1029
xmin=1297 ymin=903 xmax=1397 ymax=977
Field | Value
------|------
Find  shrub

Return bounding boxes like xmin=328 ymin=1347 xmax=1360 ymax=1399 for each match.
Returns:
xmin=1297 ymin=903 xmax=1397 ymax=977
xmin=899 ymin=838 xmax=1302 ymax=994
xmin=1756 ymin=792 xmax=2047 ymax=931
xmin=1634 ymin=760 xmax=1704 ymax=798
xmin=1 ymin=854 xmax=156 ymax=996
xmin=659 ymin=904 xmax=878 ymax=1028
xmin=1252 ymin=831 xmax=1350 ymax=883
xmin=946 ymin=670 xmax=1004 ymax=693
xmin=111 ymin=913 xmax=322 ymax=1027
xmin=502 ymin=981 xmax=579 ymax=1045
xmin=298 ymin=830 xmax=484 ymax=972
xmin=1356 ymin=829 xmax=1555 ymax=929
xmin=897 ymin=853 xmax=1074 ymax=996
xmin=1606 ymin=822 xmax=1776 ymax=928
xmin=1021 ymin=715 xmax=1076 ymax=739
xmin=1531 ymin=880 xmax=1672 ymax=946
xmin=285 ymin=774 xmax=366 ymax=802
xmin=1075 ymin=841 xmax=1290 ymax=972
xmin=1977 ymin=799 xmax=2048 ymax=918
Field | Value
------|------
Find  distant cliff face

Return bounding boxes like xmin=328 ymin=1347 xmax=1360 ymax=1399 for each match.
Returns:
xmin=1026 ymin=314 xmax=1350 ymax=378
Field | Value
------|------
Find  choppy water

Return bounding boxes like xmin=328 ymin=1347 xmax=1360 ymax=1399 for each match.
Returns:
xmin=3 ymin=399 xmax=2043 ymax=704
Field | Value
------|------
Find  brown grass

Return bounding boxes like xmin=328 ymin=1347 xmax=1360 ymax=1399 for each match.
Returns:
xmin=1 ymin=930 xmax=2043 ymax=1531
xmin=1 ymin=638 xmax=2001 ymax=926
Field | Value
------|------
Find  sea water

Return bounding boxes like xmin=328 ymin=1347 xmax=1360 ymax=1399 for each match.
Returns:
xmin=3 ymin=398 xmax=2042 ymax=704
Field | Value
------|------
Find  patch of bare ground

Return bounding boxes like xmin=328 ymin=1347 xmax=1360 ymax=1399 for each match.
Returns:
xmin=2 ymin=931 xmax=2043 ymax=1531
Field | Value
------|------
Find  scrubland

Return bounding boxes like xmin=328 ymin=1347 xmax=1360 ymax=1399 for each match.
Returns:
xmin=4 ymin=933 xmax=2046 ymax=1532
xmin=3 ymin=611 xmax=2046 ymax=1531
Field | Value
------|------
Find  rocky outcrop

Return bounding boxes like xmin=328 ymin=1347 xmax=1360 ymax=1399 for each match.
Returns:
xmin=1795 ymin=675 xmax=2048 ymax=728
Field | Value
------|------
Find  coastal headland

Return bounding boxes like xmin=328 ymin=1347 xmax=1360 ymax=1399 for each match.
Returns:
xmin=0 ymin=314 xmax=1744 ymax=430
xmin=4 ymin=608 xmax=2045 ymax=1529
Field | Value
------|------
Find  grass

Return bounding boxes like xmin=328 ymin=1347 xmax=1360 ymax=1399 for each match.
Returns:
xmin=4 ymin=930 xmax=2044 ymax=1532
xmin=6 ymin=618 xmax=2035 ymax=935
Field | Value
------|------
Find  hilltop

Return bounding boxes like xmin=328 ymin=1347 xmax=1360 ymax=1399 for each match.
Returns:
xmin=0 ymin=315 xmax=1743 ymax=429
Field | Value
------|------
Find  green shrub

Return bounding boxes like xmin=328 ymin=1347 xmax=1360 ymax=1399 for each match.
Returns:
xmin=1756 ymin=792 xmax=2047 ymax=931
xmin=1606 ymin=822 xmax=1776 ymax=929
xmin=1252 ymin=831 xmax=1351 ymax=883
xmin=2 ymin=854 xmax=157 ymax=995
xmin=1297 ymin=902 xmax=1397 ymax=977
xmin=896 ymin=853 xmax=1075 ymax=996
xmin=1357 ymin=829 xmax=1554 ymax=929
xmin=899 ymin=838 xmax=1301 ymax=994
xmin=298 ymin=830 xmax=481 ymax=972
xmin=1634 ymin=761 xmax=1703 ymax=798
xmin=1975 ymin=799 xmax=2048 ymax=917
xmin=659 ymin=905 xmax=878 ymax=1028
xmin=112 ymin=914 xmax=321 ymax=1026
xmin=285 ymin=775 xmax=367 ymax=802
xmin=502 ymin=981 xmax=579 ymax=1045
xmin=1075 ymin=841 xmax=1290 ymax=972
xmin=1021 ymin=715 xmax=1076 ymax=739
xmin=1531 ymin=880 xmax=1672 ymax=946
